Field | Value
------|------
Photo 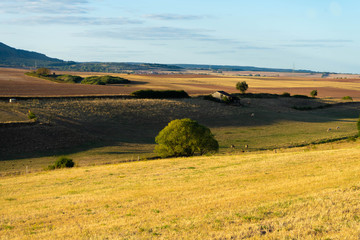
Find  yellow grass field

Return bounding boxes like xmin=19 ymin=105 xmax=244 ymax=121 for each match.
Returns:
xmin=1 ymin=142 xmax=360 ymax=239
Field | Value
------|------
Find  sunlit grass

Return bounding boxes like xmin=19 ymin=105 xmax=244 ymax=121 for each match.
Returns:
xmin=1 ymin=143 xmax=360 ymax=239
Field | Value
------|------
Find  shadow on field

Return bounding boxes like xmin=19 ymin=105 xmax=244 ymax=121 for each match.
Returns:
xmin=0 ymin=97 xmax=359 ymax=161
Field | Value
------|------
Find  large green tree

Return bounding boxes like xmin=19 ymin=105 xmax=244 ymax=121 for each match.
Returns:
xmin=155 ymin=118 xmax=219 ymax=158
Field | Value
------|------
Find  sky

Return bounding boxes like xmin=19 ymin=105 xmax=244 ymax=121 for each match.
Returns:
xmin=1 ymin=0 xmax=359 ymax=73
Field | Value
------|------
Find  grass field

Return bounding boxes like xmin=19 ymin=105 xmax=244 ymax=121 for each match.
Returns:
xmin=1 ymin=67 xmax=360 ymax=239
xmin=1 ymin=142 xmax=360 ymax=239
xmin=1 ymin=97 xmax=359 ymax=175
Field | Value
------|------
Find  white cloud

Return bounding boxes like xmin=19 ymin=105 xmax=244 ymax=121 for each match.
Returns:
xmin=143 ymin=14 xmax=204 ymax=21
xmin=7 ymin=16 xmax=143 ymax=25
xmin=0 ymin=0 xmax=90 ymax=14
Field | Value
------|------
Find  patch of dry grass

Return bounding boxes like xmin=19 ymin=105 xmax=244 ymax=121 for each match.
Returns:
xmin=1 ymin=143 xmax=360 ymax=239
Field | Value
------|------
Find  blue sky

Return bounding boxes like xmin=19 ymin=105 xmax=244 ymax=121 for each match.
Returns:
xmin=1 ymin=0 xmax=359 ymax=73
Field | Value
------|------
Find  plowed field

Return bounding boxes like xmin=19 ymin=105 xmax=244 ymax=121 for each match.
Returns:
xmin=0 ymin=68 xmax=360 ymax=99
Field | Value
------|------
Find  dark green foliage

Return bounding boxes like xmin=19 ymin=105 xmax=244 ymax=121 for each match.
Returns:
xmin=51 ymin=156 xmax=75 ymax=169
xmin=358 ymin=116 xmax=360 ymax=136
xmin=131 ymin=90 xmax=189 ymax=99
xmin=27 ymin=110 xmax=36 ymax=120
xmin=281 ymin=92 xmax=291 ymax=97
xmin=310 ymin=90 xmax=318 ymax=98
xmin=56 ymin=74 xmax=83 ymax=83
xmin=342 ymin=96 xmax=353 ymax=101
xmin=236 ymin=81 xmax=249 ymax=94
xmin=292 ymin=94 xmax=311 ymax=99
xmin=235 ymin=93 xmax=280 ymax=99
xmin=36 ymin=68 xmax=51 ymax=76
xmin=155 ymin=118 xmax=219 ymax=158
xmin=81 ymin=76 xmax=130 ymax=85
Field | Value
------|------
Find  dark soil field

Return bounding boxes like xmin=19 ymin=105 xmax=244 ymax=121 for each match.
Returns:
xmin=1 ymin=67 xmax=360 ymax=98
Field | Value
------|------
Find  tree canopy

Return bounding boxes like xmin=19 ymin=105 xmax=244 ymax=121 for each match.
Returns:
xmin=154 ymin=118 xmax=219 ymax=158
xmin=236 ymin=81 xmax=249 ymax=94
xmin=310 ymin=89 xmax=318 ymax=98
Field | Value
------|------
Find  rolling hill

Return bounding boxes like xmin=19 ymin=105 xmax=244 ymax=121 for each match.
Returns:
xmin=0 ymin=42 xmax=319 ymax=73
xmin=0 ymin=42 xmax=65 ymax=68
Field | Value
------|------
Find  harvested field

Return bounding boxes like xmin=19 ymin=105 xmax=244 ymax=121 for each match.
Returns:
xmin=1 ymin=68 xmax=360 ymax=99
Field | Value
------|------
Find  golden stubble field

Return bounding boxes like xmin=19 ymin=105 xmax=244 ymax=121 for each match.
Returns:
xmin=1 ymin=142 xmax=360 ymax=239
xmin=1 ymin=68 xmax=360 ymax=99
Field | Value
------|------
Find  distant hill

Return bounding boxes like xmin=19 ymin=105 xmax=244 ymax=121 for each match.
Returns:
xmin=0 ymin=42 xmax=65 ymax=68
xmin=174 ymin=64 xmax=315 ymax=73
xmin=0 ymin=42 xmax=316 ymax=73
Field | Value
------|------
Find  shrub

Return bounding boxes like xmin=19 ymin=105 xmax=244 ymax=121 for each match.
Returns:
xmin=310 ymin=89 xmax=318 ymax=98
xmin=36 ymin=68 xmax=51 ymax=76
xmin=358 ymin=116 xmax=360 ymax=136
xmin=236 ymin=81 xmax=249 ymax=94
xmin=131 ymin=90 xmax=189 ymax=99
xmin=56 ymin=74 xmax=83 ymax=83
xmin=27 ymin=110 xmax=36 ymax=120
xmin=154 ymin=118 xmax=219 ymax=158
xmin=52 ymin=156 xmax=75 ymax=169
xmin=342 ymin=96 xmax=353 ymax=101
xmin=292 ymin=94 xmax=310 ymax=99
xmin=281 ymin=92 xmax=291 ymax=97
xmin=81 ymin=76 xmax=130 ymax=85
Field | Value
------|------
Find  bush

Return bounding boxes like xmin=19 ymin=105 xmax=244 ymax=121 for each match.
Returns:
xmin=56 ymin=74 xmax=83 ymax=83
xmin=154 ymin=118 xmax=219 ymax=158
xmin=131 ymin=90 xmax=189 ymax=99
xmin=310 ymin=89 xmax=318 ymax=98
xmin=36 ymin=68 xmax=51 ymax=76
xmin=358 ymin=116 xmax=360 ymax=136
xmin=81 ymin=76 xmax=130 ymax=85
xmin=27 ymin=110 xmax=36 ymax=120
xmin=342 ymin=96 xmax=353 ymax=101
xmin=292 ymin=94 xmax=311 ymax=99
xmin=236 ymin=81 xmax=249 ymax=94
xmin=281 ymin=92 xmax=291 ymax=97
xmin=50 ymin=156 xmax=75 ymax=169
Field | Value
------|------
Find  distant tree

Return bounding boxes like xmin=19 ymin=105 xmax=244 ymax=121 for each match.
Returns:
xmin=236 ymin=81 xmax=249 ymax=94
xmin=36 ymin=68 xmax=51 ymax=76
xmin=342 ymin=96 xmax=353 ymax=101
xmin=310 ymin=89 xmax=318 ymax=98
xmin=154 ymin=118 xmax=219 ymax=158
xmin=27 ymin=110 xmax=36 ymax=120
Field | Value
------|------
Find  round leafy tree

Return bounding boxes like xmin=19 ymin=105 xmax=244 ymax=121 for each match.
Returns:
xmin=236 ymin=81 xmax=249 ymax=94
xmin=36 ymin=68 xmax=51 ymax=76
xmin=310 ymin=89 xmax=318 ymax=98
xmin=155 ymin=118 xmax=219 ymax=158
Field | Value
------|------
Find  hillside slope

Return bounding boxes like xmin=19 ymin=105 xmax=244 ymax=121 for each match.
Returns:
xmin=1 ymin=144 xmax=360 ymax=239
xmin=0 ymin=42 xmax=64 ymax=68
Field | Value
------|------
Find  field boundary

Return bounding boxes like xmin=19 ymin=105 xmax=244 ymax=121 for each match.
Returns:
xmin=0 ymin=120 xmax=39 ymax=127
xmin=0 ymin=95 xmax=133 ymax=101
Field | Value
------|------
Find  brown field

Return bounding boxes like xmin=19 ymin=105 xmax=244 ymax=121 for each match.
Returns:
xmin=1 ymin=67 xmax=360 ymax=99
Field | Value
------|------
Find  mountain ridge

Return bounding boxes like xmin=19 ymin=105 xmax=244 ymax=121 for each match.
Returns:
xmin=0 ymin=42 xmax=317 ymax=73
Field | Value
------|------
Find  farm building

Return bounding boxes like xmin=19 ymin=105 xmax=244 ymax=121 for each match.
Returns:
xmin=211 ymin=91 xmax=239 ymax=103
